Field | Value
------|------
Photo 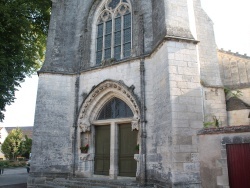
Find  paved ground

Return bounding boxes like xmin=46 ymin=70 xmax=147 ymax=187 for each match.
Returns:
xmin=0 ymin=167 xmax=28 ymax=188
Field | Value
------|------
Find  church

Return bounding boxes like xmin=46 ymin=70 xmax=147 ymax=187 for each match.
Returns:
xmin=29 ymin=0 xmax=250 ymax=187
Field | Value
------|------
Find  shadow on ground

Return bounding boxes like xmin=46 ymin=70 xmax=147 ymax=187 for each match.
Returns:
xmin=0 ymin=183 xmax=27 ymax=188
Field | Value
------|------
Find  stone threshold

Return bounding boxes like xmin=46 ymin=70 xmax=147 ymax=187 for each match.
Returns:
xmin=198 ymin=125 xmax=250 ymax=135
xmin=41 ymin=177 xmax=154 ymax=188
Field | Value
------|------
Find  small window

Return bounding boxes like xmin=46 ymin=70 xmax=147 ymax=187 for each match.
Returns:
xmin=97 ymin=98 xmax=133 ymax=120
xmin=96 ymin=0 xmax=132 ymax=65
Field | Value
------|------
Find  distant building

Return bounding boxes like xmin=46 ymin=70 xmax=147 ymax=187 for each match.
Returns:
xmin=0 ymin=127 xmax=8 ymax=160
xmin=0 ymin=127 xmax=33 ymax=160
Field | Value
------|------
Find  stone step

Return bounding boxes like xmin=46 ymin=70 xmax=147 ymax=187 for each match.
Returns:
xmin=38 ymin=177 xmax=154 ymax=188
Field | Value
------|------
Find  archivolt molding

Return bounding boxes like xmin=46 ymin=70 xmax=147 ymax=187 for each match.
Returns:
xmin=78 ymin=80 xmax=140 ymax=132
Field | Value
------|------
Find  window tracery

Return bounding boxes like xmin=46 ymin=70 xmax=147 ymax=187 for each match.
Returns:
xmin=97 ymin=97 xmax=133 ymax=120
xmin=96 ymin=0 xmax=132 ymax=65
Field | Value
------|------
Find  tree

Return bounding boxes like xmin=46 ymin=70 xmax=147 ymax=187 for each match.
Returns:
xmin=0 ymin=0 xmax=51 ymax=121
xmin=19 ymin=135 xmax=32 ymax=159
xmin=1 ymin=128 xmax=23 ymax=160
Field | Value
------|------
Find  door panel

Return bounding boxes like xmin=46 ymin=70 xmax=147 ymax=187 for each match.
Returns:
xmin=94 ymin=126 xmax=110 ymax=175
xmin=227 ymin=143 xmax=250 ymax=188
xmin=119 ymin=124 xmax=137 ymax=177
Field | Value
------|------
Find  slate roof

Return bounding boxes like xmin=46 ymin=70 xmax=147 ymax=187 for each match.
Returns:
xmin=226 ymin=97 xmax=250 ymax=111
xmin=5 ymin=127 xmax=33 ymax=139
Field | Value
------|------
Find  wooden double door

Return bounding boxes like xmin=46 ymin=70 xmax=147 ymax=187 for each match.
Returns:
xmin=94 ymin=124 xmax=137 ymax=177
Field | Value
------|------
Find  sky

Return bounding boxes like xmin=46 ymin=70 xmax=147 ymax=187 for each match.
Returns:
xmin=1 ymin=0 xmax=250 ymax=127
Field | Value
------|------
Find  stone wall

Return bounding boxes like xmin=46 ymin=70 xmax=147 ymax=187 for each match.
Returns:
xmin=41 ymin=0 xmax=156 ymax=73
xmin=166 ymin=40 xmax=202 ymax=187
xmin=29 ymin=0 xmax=235 ymax=187
xmin=193 ymin=0 xmax=222 ymax=87
xmin=144 ymin=42 xmax=172 ymax=186
xmin=218 ymin=49 xmax=250 ymax=89
xmin=144 ymin=39 xmax=204 ymax=186
xmin=31 ymin=74 xmax=76 ymax=175
xmin=202 ymin=87 xmax=227 ymax=127
xmin=217 ymin=50 xmax=250 ymax=126
xmin=40 ymin=0 xmax=201 ymax=74
xmin=198 ymin=126 xmax=250 ymax=188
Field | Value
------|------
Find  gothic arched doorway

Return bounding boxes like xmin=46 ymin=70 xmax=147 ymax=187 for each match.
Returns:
xmin=94 ymin=97 xmax=137 ymax=177
xmin=77 ymin=80 xmax=140 ymax=179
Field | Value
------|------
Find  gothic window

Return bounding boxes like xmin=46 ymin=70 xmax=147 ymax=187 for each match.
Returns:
xmin=96 ymin=0 xmax=132 ymax=65
xmin=97 ymin=97 xmax=133 ymax=120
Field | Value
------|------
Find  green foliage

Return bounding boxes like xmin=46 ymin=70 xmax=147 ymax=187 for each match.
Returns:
xmin=0 ymin=160 xmax=26 ymax=168
xmin=19 ymin=135 xmax=32 ymax=159
xmin=0 ymin=0 xmax=51 ymax=121
xmin=80 ymin=144 xmax=89 ymax=153
xmin=1 ymin=128 xmax=23 ymax=160
xmin=203 ymin=116 xmax=221 ymax=128
xmin=135 ymin=144 xmax=139 ymax=151
xmin=0 ymin=160 xmax=10 ymax=168
xmin=203 ymin=121 xmax=214 ymax=128
xmin=224 ymin=87 xmax=243 ymax=98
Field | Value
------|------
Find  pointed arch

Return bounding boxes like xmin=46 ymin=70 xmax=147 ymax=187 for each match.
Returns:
xmin=90 ymin=0 xmax=132 ymax=66
xmin=78 ymin=80 xmax=140 ymax=132
xmin=97 ymin=97 xmax=133 ymax=120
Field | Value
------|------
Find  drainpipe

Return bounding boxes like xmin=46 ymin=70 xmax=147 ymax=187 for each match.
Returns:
xmin=73 ymin=75 xmax=80 ymax=177
xmin=139 ymin=14 xmax=147 ymax=186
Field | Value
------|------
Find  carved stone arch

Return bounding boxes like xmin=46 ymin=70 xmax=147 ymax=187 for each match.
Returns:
xmin=85 ymin=1 xmax=105 ymax=30
xmin=78 ymin=80 xmax=140 ymax=132
xmin=114 ymin=1 xmax=132 ymax=17
xmin=86 ymin=0 xmax=132 ymax=29
xmin=88 ymin=0 xmax=136 ymax=65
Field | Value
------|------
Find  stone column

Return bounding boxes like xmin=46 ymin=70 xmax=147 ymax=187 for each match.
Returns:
xmin=109 ymin=122 xmax=118 ymax=179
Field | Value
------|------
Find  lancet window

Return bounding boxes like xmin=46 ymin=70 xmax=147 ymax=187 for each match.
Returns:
xmin=97 ymin=97 xmax=133 ymax=120
xmin=96 ymin=0 xmax=132 ymax=65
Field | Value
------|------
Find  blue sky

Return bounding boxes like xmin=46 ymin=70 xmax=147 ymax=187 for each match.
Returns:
xmin=1 ymin=0 xmax=250 ymax=127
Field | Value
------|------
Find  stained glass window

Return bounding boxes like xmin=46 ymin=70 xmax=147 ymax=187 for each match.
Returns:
xmin=124 ymin=43 xmax=131 ymax=57
xmin=124 ymin=13 xmax=131 ymax=29
xmin=109 ymin=0 xmax=120 ymax=9
xmin=106 ymin=20 xmax=112 ymax=34
xmin=96 ymin=23 xmax=104 ymax=65
xmin=115 ymin=17 xmax=121 ymax=31
xmin=98 ymin=98 xmax=133 ymax=120
xmin=96 ymin=0 xmax=131 ymax=64
xmin=124 ymin=29 xmax=131 ymax=43
xmin=97 ymin=24 xmax=103 ymax=37
xmin=115 ymin=32 xmax=121 ymax=45
xmin=114 ymin=46 xmax=121 ymax=60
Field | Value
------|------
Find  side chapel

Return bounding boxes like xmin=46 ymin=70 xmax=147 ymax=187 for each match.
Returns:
xmin=29 ymin=0 xmax=250 ymax=187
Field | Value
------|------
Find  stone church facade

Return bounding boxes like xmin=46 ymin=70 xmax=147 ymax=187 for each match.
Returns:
xmin=29 ymin=0 xmax=250 ymax=187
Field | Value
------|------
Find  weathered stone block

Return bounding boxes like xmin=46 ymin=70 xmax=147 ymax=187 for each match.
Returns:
xmin=217 ymin=175 xmax=229 ymax=186
xmin=173 ymin=152 xmax=191 ymax=162
xmin=183 ymin=162 xmax=200 ymax=172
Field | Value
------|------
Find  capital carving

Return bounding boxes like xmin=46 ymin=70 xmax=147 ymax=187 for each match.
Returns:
xmin=79 ymin=120 xmax=91 ymax=132
xmin=134 ymin=154 xmax=140 ymax=162
xmin=131 ymin=117 xmax=140 ymax=131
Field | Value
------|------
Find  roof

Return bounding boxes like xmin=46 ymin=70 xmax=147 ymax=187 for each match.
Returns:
xmin=5 ymin=127 xmax=33 ymax=139
xmin=218 ymin=48 xmax=250 ymax=59
xmin=226 ymin=97 xmax=250 ymax=111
